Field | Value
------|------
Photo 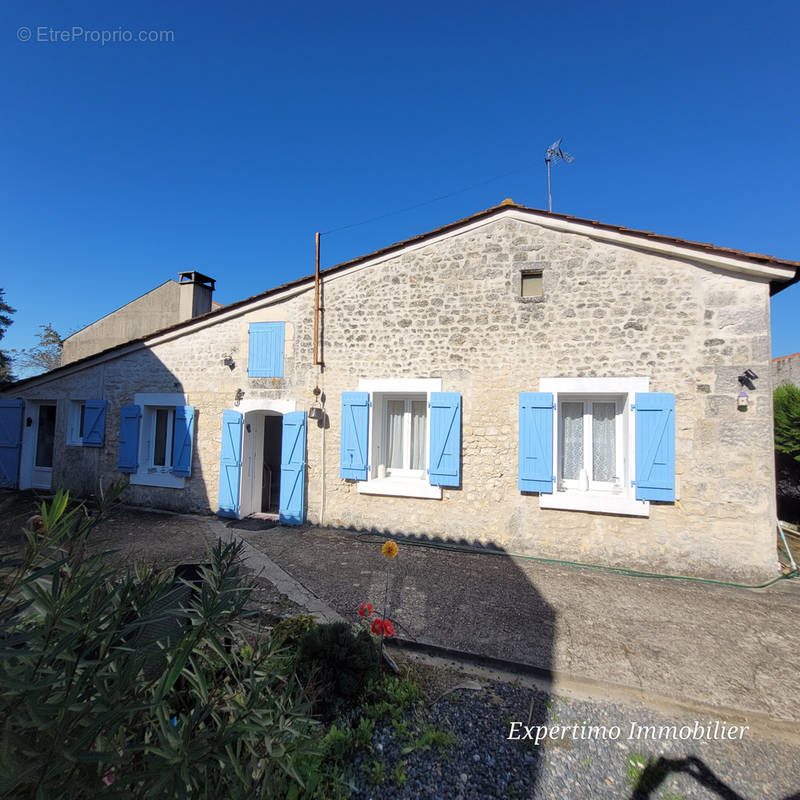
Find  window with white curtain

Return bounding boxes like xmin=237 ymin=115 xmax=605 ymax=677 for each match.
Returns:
xmin=356 ymin=378 xmax=442 ymax=500
xmin=384 ymin=396 xmax=427 ymax=477
xmin=558 ymin=396 xmax=623 ymax=492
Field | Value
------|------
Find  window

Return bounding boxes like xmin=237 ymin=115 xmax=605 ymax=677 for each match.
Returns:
xmin=150 ymin=407 xmax=174 ymax=470
xmin=66 ymin=401 xmax=86 ymax=446
xmin=66 ymin=399 xmax=106 ymax=447
xmin=119 ymin=394 xmax=194 ymax=488
xmin=383 ymin=396 xmax=427 ymax=477
xmin=558 ymin=397 xmax=623 ymax=492
xmin=521 ymin=271 xmax=543 ymax=297
xmin=341 ymin=378 xmax=462 ymax=499
xmin=522 ymin=377 xmax=654 ymax=517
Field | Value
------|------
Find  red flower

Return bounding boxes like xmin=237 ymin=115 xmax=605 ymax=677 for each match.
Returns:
xmin=382 ymin=620 xmax=395 ymax=637
xmin=358 ymin=603 xmax=373 ymax=618
xmin=371 ymin=618 xmax=384 ymax=635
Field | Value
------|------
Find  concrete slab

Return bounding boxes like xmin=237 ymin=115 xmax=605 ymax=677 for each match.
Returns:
xmin=232 ymin=524 xmax=800 ymax=726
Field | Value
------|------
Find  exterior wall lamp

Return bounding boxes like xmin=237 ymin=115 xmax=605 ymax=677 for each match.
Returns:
xmin=737 ymin=369 xmax=757 ymax=411
xmin=309 ymin=385 xmax=324 ymax=420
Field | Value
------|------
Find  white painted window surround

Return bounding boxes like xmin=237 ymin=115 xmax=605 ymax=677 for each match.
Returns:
xmin=357 ymin=378 xmax=442 ymax=500
xmin=129 ymin=393 xmax=187 ymax=489
xmin=539 ymin=377 xmax=650 ymax=517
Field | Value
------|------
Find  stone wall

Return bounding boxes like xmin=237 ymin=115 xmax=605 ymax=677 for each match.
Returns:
xmin=3 ymin=215 xmax=780 ymax=580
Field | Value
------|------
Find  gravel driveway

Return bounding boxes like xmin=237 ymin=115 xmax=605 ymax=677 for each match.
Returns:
xmin=345 ymin=676 xmax=800 ymax=800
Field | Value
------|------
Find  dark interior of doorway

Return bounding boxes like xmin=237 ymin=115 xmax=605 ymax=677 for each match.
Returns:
xmin=262 ymin=415 xmax=282 ymax=513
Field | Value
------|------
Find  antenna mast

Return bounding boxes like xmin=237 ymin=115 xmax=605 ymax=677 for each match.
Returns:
xmin=544 ymin=138 xmax=574 ymax=212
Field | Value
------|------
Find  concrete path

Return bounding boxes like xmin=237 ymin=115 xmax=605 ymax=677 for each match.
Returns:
xmin=221 ymin=522 xmax=800 ymax=727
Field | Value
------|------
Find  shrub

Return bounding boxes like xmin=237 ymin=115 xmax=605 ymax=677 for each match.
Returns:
xmin=0 ymin=485 xmax=318 ymax=798
xmin=775 ymin=383 xmax=800 ymax=462
xmin=297 ymin=621 xmax=379 ymax=715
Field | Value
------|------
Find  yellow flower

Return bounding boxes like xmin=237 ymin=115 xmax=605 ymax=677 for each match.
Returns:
xmin=381 ymin=540 xmax=399 ymax=559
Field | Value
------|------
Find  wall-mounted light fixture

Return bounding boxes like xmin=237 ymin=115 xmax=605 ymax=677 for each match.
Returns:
xmin=737 ymin=390 xmax=749 ymax=410
xmin=222 ymin=355 xmax=235 ymax=370
xmin=234 ymin=388 xmax=245 ymax=406
xmin=308 ymin=385 xmax=324 ymax=420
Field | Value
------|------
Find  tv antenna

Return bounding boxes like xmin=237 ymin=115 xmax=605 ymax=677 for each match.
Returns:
xmin=545 ymin=138 xmax=574 ymax=212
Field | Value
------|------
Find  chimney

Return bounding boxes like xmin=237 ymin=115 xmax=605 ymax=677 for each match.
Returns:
xmin=178 ymin=271 xmax=215 ymax=321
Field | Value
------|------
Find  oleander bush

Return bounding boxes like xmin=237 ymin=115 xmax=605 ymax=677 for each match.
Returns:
xmin=0 ymin=485 xmax=318 ymax=799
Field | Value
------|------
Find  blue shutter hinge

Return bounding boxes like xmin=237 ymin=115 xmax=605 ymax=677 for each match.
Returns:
xmin=367 ymin=465 xmax=370 ymax=471
xmin=630 ymin=404 xmax=636 ymax=411
xmin=368 ymin=400 xmax=372 ymax=408
xmin=631 ymin=480 xmax=636 ymax=487
xmin=551 ymin=475 xmax=556 ymax=482
xmin=552 ymin=403 xmax=556 ymax=409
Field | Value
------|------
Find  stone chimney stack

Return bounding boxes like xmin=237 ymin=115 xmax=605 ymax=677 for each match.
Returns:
xmin=178 ymin=271 xmax=215 ymax=321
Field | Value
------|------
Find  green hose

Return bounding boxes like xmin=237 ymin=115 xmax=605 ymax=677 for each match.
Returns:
xmin=356 ymin=533 xmax=798 ymax=589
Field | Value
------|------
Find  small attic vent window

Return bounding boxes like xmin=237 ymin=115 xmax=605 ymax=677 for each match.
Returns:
xmin=521 ymin=271 xmax=543 ymax=297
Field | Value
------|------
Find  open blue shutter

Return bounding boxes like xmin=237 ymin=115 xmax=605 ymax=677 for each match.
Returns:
xmin=248 ymin=322 xmax=285 ymax=377
xmin=217 ymin=410 xmax=243 ymax=517
xmin=428 ymin=392 xmax=462 ymax=487
xmin=117 ymin=405 xmax=141 ymax=473
xmin=340 ymin=392 xmax=369 ymax=480
xmin=279 ymin=411 xmax=306 ymax=525
xmin=634 ymin=392 xmax=675 ymax=501
xmin=82 ymin=400 xmax=106 ymax=447
xmin=519 ymin=392 xmax=554 ymax=493
xmin=0 ymin=399 xmax=24 ymax=489
xmin=171 ymin=406 xmax=195 ymax=477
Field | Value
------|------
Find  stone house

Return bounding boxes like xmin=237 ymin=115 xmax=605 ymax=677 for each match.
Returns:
xmin=61 ymin=271 xmax=220 ymax=364
xmin=1 ymin=202 xmax=797 ymax=581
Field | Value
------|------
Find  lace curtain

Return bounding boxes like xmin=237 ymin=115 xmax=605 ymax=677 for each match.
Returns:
xmin=592 ymin=402 xmax=616 ymax=482
xmin=560 ymin=402 xmax=583 ymax=480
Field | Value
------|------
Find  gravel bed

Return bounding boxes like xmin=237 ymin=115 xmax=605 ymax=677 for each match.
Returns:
xmin=343 ymin=680 xmax=800 ymax=799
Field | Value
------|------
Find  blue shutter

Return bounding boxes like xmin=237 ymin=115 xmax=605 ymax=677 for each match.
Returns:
xmin=279 ymin=411 xmax=306 ymax=525
xmin=519 ymin=392 xmax=554 ymax=493
xmin=634 ymin=392 xmax=675 ymax=502
xmin=248 ymin=322 xmax=285 ymax=377
xmin=428 ymin=392 xmax=462 ymax=487
xmin=340 ymin=392 xmax=369 ymax=480
xmin=117 ymin=405 xmax=141 ymax=473
xmin=82 ymin=399 xmax=106 ymax=447
xmin=0 ymin=399 xmax=24 ymax=489
xmin=217 ymin=410 xmax=243 ymax=517
xmin=171 ymin=406 xmax=195 ymax=477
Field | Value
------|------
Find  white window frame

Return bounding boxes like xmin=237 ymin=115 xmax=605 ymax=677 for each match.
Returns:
xmin=357 ymin=378 xmax=442 ymax=500
xmin=558 ymin=396 xmax=624 ymax=492
xmin=540 ymin=377 xmax=650 ymax=517
xmin=149 ymin=407 xmax=175 ymax=471
xmin=382 ymin=396 xmax=428 ymax=478
xmin=129 ymin=393 xmax=187 ymax=489
xmin=66 ymin=400 xmax=87 ymax=446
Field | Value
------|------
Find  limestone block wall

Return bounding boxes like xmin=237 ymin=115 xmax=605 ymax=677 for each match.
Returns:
xmin=309 ymin=218 xmax=777 ymax=581
xmin=4 ymin=215 xmax=780 ymax=580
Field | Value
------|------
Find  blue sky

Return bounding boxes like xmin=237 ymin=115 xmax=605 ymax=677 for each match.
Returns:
xmin=2 ymin=0 xmax=798 ymax=373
